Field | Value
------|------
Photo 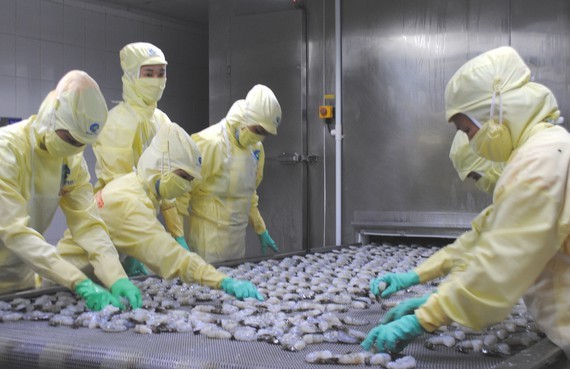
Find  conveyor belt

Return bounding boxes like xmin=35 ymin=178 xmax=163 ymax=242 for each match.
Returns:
xmin=0 ymin=311 xmax=562 ymax=369
xmin=0 ymin=309 xmax=516 ymax=369
xmin=0 ymin=244 xmax=566 ymax=369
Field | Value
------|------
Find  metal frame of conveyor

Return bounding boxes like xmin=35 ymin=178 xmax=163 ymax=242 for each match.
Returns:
xmin=352 ymin=211 xmax=478 ymax=244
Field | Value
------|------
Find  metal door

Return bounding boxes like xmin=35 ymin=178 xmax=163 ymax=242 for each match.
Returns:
xmin=229 ymin=9 xmax=308 ymax=258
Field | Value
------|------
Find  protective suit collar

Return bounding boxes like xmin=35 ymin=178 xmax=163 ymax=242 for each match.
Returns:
xmin=225 ymin=100 xmax=248 ymax=149
xmin=226 ymin=100 xmax=247 ymax=130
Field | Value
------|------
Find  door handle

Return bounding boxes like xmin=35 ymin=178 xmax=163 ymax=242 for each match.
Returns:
xmin=268 ymin=152 xmax=320 ymax=165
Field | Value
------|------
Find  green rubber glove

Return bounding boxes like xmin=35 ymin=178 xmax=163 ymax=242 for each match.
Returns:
xmin=174 ymin=236 xmax=191 ymax=251
xmin=110 ymin=278 xmax=143 ymax=310
xmin=382 ymin=294 xmax=431 ymax=324
xmin=221 ymin=277 xmax=264 ymax=301
xmin=122 ymin=256 xmax=149 ymax=277
xmin=370 ymin=271 xmax=420 ymax=298
xmin=361 ymin=315 xmax=425 ymax=353
xmin=74 ymin=279 xmax=124 ymax=311
xmin=258 ymin=230 xmax=278 ymax=254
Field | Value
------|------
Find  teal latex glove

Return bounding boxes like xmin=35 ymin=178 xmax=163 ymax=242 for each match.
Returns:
xmin=74 ymin=279 xmax=124 ymax=311
xmin=221 ymin=277 xmax=264 ymax=301
xmin=122 ymin=256 xmax=149 ymax=277
xmin=175 ymin=236 xmax=191 ymax=251
xmin=361 ymin=315 xmax=425 ymax=353
xmin=370 ymin=271 xmax=420 ymax=298
xmin=258 ymin=230 xmax=278 ymax=254
xmin=110 ymin=278 xmax=143 ymax=309
xmin=382 ymin=294 xmax=431 ymax=324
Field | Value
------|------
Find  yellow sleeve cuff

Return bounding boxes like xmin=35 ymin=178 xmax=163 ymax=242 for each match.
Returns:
xmin=415 ymin=293 xmax=452 ymax=332
xmin=249 ymin=206 xmax=266 ymax=235
xmin=161 ymin=202 xmax=184 ymax=237
xmin=414 ymin=248 xmax=453 ymax=283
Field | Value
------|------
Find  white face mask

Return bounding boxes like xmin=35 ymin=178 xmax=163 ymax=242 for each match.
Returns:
xmin=43 ymin=131 xmax=84 ymax=158
xmin=134 ymin=78 xmax=166 ymax=105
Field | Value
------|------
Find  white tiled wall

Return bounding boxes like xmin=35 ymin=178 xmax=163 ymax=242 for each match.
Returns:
xmin=0 ymin=0 xmax=209 ymax=243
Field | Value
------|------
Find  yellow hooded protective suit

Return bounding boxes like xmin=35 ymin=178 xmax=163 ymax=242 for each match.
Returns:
xmin=93 ymin=42 xmax=169 ymax=192
xmin=58 ymin=122 xmax=226 ymax=288
xmin=184 ymin=85 xmax=281 ymax=263
xmin=90 ymin=42 xmax=184 ymax=237
xmin=0 ymin=70 xmax=127 ymax=293
xmin=416 ymin=46 xmax=570 ymax=357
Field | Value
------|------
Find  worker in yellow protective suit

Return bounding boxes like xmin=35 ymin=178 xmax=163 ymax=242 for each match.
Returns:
xmin=59 ymin=42 xmax=186 ymax=276
xmin=58 ymin=122 xmax=264 ymax=301
xmin=93 ymin=42 xmax=169 ymax=192
xmin=184 ymin=85 xmax=282 ymax=263
xmin=371 ymin=116 xmax=565 ymax=313
xmin=363 ymin=46 xmax=570 ymax=357
xmin=0 ymin=70 xmax=141 ymax=311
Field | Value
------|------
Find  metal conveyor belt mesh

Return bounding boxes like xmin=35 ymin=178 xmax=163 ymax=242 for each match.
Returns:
xmin=0 ymin=243 xmax=551 ymax=369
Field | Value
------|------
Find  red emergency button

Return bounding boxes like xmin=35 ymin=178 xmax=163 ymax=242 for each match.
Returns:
xmin=319 ymin=105 xmax=334 ymax=119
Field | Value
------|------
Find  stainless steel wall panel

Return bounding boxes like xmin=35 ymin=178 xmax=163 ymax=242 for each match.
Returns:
xmin=342 ymin=0 xmax=507 ymax=242
xmin=511 ymin=0 xmax=570 ymax=125
xmin=211 ymin=0 xmax=570 ymax=247
xmin=211 ymin=6 xmax=308 ymax=256
xmin=305 ymin=0 xmax=337 ymax=248
xmin=209 ymin=0 xmax=234 ymax=122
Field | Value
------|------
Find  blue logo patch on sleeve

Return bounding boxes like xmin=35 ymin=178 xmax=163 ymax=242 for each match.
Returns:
xmin=89 ymin=122 xmax=101 ymax=135
xmin=60 ymin=164 xmax=71 ymax=187
xmin=253 ymin=150 xmax=260 ymax=161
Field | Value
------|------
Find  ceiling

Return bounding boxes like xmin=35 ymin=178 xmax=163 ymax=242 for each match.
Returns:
xmin=93 ymin=0 xmax=210 ymax=25
xmin=92 ymin=0 xmax=300 ymax=26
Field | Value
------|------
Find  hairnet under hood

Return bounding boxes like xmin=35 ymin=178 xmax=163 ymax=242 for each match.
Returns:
xmin=137 ymin=122 xmax=202 ymax=193
xmin=444 ymin=46 xmax=560 ymax=149
xmin=33 ymin=70 xmax=108 ymax=145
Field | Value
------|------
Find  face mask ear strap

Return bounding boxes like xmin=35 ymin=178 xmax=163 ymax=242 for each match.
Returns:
xmin=498 ymin=92 xmax=503 ymax=125
xmin=46 ymin=97 xmax=60 ymax=132
xmin=490 ymin=79 xmax=504 ymax=126
xmin=159 ymin=126 xmax=172 ymax=176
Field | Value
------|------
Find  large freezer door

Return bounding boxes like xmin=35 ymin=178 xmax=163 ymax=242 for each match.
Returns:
xmin=229 ymin=9 xmax=307 ymax=258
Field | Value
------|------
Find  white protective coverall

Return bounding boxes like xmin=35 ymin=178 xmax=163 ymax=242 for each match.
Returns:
xmin=415 ymin=46 xmax=570 ymax=357
xmin=184 ymin=85 xmax=282 ymax=263
xmin=58 ymin=122 xmax=227 ymax=288
xmin=0 ymin=70 xmax=127 ymax=293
